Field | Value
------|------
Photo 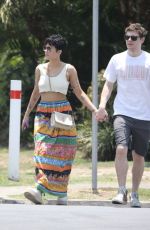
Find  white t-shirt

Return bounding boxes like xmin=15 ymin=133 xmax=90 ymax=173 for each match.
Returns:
xmin=104 ymin=50 xmax=150 ymax=120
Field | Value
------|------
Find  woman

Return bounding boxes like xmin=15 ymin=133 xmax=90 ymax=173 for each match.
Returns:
xmin=22 ymin=34 xmax=97 ymax=205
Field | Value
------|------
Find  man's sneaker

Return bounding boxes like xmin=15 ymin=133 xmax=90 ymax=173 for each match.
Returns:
xmin=112 ymin=188 xmax=128 ymax=204
xmin=57 ymin=196 xmax=68 ymax=205
xmin=130 ymin=193 xmax=141 ymax=208
xmin=24 ymin=188 xmax=43 ymax=204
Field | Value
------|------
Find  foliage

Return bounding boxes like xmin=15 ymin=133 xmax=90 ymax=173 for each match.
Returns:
xmin=0 ymin=0 xmax=150 ymax=161
xmin=99 ymin=0 xmax=150 ymax=68
xmin=0 ymin=0 xmax=93 ymax=146
xmin=77 ymin=120 xmax=115 ymax=161
xmin=77 ymin=70 xmax=116 ymax=161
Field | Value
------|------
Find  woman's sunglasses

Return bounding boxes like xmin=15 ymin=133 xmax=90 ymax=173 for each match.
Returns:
xmin=43 ymin=46 xmax=51 ymax=51
xmin=124 ymin=35 xmax=140 ymax=41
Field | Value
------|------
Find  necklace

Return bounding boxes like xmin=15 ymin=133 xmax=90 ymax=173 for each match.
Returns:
xmin=47 ymin=62 xmax=63 ymax=77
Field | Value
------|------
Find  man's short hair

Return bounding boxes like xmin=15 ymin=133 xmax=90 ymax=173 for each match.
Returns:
xmin=125 ymin=23 xmax=148 ymax=38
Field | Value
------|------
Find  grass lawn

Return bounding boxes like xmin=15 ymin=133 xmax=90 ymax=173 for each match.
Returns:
xmin=0 ymin=147 xmax=150 ymax=202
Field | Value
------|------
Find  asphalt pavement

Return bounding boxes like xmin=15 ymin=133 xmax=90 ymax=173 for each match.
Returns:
xmin=0 ymin=203 xmax=150 ymax=230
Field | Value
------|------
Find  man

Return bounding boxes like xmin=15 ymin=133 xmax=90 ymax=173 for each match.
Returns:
xmin=96 ymin=23 xmax=150 ymax=208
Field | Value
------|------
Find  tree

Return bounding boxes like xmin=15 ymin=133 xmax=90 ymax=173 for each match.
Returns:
xmin=0 ymin=0 xmax=94 ymax=146
xmin=0 ymin=0 xmax=150 ymax=160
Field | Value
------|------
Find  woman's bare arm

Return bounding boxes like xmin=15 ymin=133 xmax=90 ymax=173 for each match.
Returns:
xmin=68 ymin=65 xmax=97 ymax=113
xmin=22 ymin=67 xmax=41 ymax=129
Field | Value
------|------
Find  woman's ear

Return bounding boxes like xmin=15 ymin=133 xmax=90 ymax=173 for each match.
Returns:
xmin=58 ymin=50 xmax=62 ymax=55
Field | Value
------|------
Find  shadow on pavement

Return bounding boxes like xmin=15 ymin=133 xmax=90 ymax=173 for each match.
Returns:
xmin=1 ymin=197 xmax=150 ymax=208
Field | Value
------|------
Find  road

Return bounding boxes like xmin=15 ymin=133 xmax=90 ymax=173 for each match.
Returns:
xmin=0 ymin=204 xmax=150 ymax=230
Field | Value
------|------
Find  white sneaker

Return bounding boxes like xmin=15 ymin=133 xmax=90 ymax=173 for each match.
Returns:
xmin=130 ymin=193 xmax=141 ymax=208
xmin=112 ymin=188 xmax=128 ymax=204
xmin=57 ymin=196 xmax=68 ymax=205
xmin=24 ymin=188 xmax=43 ymax=204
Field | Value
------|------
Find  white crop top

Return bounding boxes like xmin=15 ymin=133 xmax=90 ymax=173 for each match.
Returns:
xmin=38 ymin=63 xmax=70 ymax=95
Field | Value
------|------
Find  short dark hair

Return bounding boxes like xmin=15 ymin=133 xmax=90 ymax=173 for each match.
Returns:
xmin=44 ymin=34 xmax=67 ymax=51
xmin=125 ymin=23 xmax=148 ymax=38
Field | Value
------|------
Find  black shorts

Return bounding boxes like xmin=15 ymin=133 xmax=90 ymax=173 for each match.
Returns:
xmin=113 ymin=115 xmax=150 ymax=157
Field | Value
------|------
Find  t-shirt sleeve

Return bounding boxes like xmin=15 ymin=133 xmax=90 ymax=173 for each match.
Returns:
xmin=103 ymin=56 xmax=117 ymax=83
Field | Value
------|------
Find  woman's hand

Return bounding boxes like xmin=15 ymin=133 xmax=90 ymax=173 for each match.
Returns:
xmin=22 ymin=116 xmax=29 ymax=130
xmin=95 ymin=107 xmax=108 ymax=122
xmin=92 ymin=109 xmax=98 ymax=116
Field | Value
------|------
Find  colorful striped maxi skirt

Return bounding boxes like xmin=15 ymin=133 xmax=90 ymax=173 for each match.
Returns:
xmin=34 ymin=100 xmax=77 ymax=197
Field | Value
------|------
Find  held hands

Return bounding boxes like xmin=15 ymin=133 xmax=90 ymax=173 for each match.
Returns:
xmin=22 ymin=116 xmax=29 ymax=130
xmin=95 ymin=107 xmax=108 ymax=122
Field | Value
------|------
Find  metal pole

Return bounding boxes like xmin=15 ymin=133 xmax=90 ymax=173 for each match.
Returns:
xmin=92 ymin=0 xmax=99 ymax=192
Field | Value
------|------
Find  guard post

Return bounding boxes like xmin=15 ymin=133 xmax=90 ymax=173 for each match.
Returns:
xmin=8 ymin=80 xmax=22 ymax=181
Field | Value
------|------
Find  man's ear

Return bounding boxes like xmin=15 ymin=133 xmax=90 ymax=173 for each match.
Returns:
xmin=141 ymin=37 xmax=145 ymax=44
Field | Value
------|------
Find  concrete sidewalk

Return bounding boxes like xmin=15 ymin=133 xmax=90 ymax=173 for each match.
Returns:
xmin=0 ymin=185 xmax=150 ymax=208
xmin=0 ymin=204 xmax=150 ymax=230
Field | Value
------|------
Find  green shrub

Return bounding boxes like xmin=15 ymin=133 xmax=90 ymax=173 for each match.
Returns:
xmin=76 ymin=71 xmax=116 ymax=161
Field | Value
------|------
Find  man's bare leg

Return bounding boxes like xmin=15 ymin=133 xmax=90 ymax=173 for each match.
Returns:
xmin=115 ymin=145 xmax=128 ymax=187
xmin=130 ymin=151 xmax=144 ymax=207
xmin=132 ymin=151 xmax=144 ymax=193
xmin=112 ymin=145 xmax=128 ymax=204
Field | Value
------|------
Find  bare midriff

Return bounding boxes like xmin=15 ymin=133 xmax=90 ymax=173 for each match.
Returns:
xmin=40 ymin=92 xmax=67 ymax=102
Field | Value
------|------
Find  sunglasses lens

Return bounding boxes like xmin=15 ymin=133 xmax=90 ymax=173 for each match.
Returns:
xmin=124 ymin=35 xmax=139 ymax=41
xmin=43 ymin=46 xmax=51 ymax=51
xmin=131 ymin=36 xmax=138 ymax=41
xmin=124 ymin=35 xmax=129 ymax=40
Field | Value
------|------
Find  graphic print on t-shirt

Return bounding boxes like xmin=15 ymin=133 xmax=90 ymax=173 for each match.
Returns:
xmin=118 ymin=65 xmax=150 ymax=80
